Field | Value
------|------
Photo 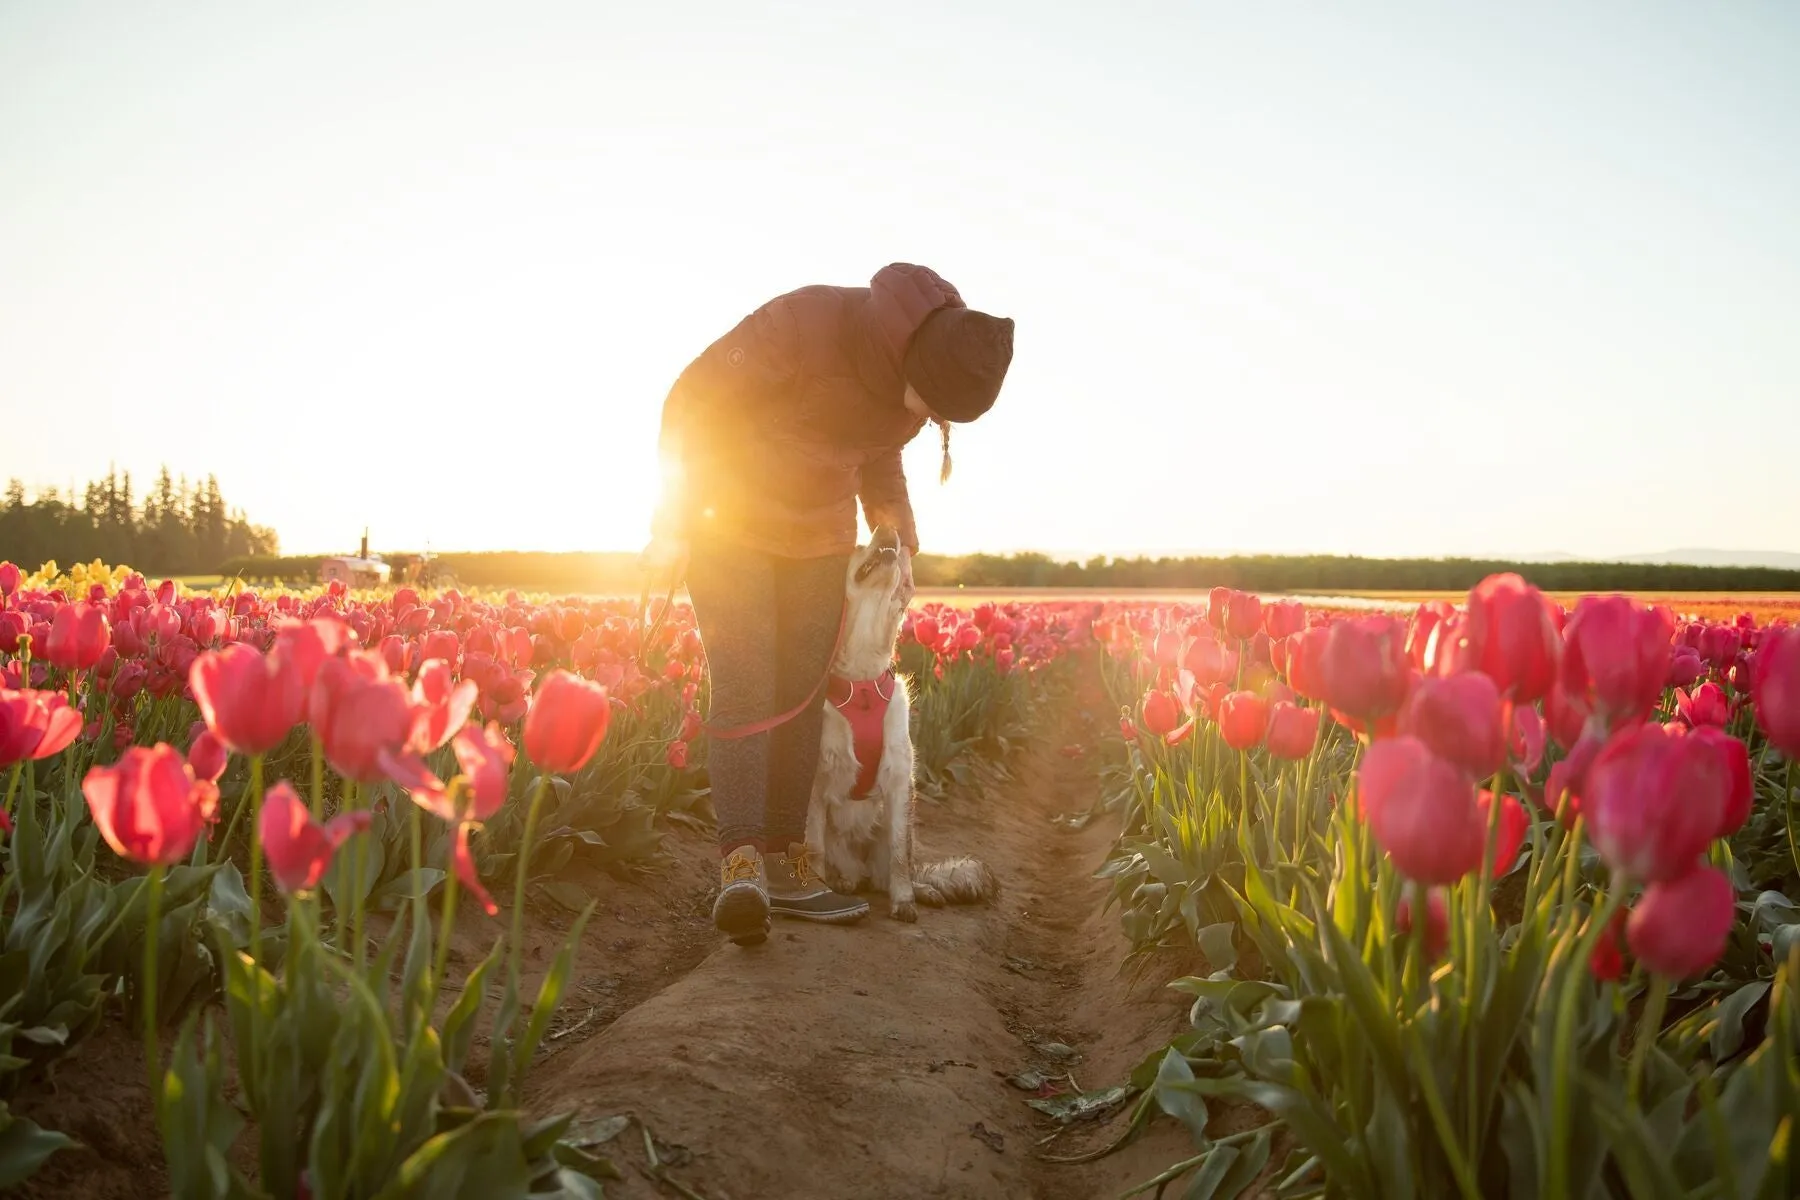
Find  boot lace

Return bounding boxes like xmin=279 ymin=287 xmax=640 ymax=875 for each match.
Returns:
xmin=785 ymin=844 xmax=821 ymax=887
xmin=721 ymin=848 xmax=761 ymax=885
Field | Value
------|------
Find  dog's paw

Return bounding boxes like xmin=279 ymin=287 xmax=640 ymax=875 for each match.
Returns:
xmin=891 ymin=899 xmax=918 ymax=923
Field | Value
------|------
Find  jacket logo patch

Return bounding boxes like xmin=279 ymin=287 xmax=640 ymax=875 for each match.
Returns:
xmin=726 ymin=346 xmax=746 ymax=367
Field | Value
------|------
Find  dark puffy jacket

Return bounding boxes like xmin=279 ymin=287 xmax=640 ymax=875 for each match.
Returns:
xmin=652 ymin=264 xmax=963 ymax=558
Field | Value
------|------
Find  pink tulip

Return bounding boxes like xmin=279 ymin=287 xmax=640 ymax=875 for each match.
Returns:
xmin=188 ymin=726 xmax=229 ymax=783
xmin=81 ymin=744 xmax=219 ymax=866
xmin=1395 ymin=888 xmax=1449 ymax=958
xmin=259 ymin=781 xmax=371 ymax=895
xmin=454 ymin=824 xmax=498 ymax=916
xmin=1477 ymin=790 xmax=1529 ymax=876
xmin=1356 ymin=736 xmax=1484 ymax=884
xmin=1320 ymin=616 xmax=1410 ymax=720
xmin=1674 ymin=682 xmax=1729 ymax=729
xmin=1627 ymin=865 xmax=1736 ymax=979
xmin=1265 ymin=702 xmax=1320 ymax=760
xmin=1584 ymin=724 xmax=1725 ymax=882
xmin=190 ymin=644 xmax=305 ymax=756
xmin=1751 ymin=626 xmax=1800 ymax=759
xmin=1459 ymin=574 xmax=1561 ymax=702
xmin=0 ymin=689 xmax=84 ymax=766
xmin=409 ymin=659 xmax=478 ymax=752
xmin=310 ymin=654 xmax=416 ymax=782
xmin=523 ymin=670 xmax=612 ymax=773
xmin=1218 ymin=691 xmax=1269 ymax=751
xmin=1399 ymin=673 xmax=1504 ymax=778
xmin=45 ymin=602 xmax=110 ymax=671
xmin=1140 ymin=688 xmax=1182 ymax=738
xmin=1560 ymin=596 xmax=1673 ymax=731
xmin=452 ymin=721 xmax=514 ymax=822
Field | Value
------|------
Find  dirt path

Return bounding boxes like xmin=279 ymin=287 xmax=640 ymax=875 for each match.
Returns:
xmin=16 ymin=688 xmax=1222 ymax=1199
xmin=526 ymin=692 xmax=1207 ymax=1200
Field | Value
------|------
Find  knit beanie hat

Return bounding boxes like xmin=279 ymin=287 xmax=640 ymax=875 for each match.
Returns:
xmin=902 ymin=307 xmax=1015 ymax=423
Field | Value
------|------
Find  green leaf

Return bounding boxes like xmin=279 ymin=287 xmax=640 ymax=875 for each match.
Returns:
xmin=1709 ymin=981 xmax=1771 ymax=1062
xmin=1152 ymin=1047 xmax=1210 ymax=1146
xmin=551 ymin=1140 xmax=624 ymax=1181
xmin=443 ymin=938 xmax=501 ymax=1077
xmin=375 ymin=1110 xmax=532 ymax=1200
xmin=371 ymin=869 xmax=446 ymax=915
xmin=0 ymin=1109 xmax=78 ymax=1188
xmin=1197 ymin=922 xmax=1238 ymax=973
xmin=512 ymin=903 xmax=597 ymax=1091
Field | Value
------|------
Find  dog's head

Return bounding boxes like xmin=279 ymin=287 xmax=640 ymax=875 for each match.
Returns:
xmin=838 ymin=525 xmax=910 ymax=671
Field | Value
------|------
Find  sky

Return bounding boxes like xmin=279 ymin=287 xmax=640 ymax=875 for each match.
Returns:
xmin=2 ymin=1 xmax=1797 ymax=561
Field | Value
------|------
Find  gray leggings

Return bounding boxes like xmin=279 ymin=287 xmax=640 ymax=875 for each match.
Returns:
xmin=686 ymin=539 xmax=848 ymax=853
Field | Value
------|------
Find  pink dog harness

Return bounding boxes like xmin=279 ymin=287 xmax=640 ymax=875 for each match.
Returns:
xmin=826 ymin=670 xmax=896 ymax=799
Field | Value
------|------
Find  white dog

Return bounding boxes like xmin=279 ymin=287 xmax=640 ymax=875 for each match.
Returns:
xmin=806 ymin=526 xmax=999 ymax=921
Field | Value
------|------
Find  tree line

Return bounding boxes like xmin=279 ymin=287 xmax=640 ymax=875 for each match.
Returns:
xmin=0 ymin=468 xmax=279 ymax=577
xmin=215 ymin=548 xmax=1800 ymax=595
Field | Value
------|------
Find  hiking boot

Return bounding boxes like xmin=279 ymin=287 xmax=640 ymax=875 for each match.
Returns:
xmin=766 ymin=842 xmax=870 ymax=924
xmin=713 ymin=845 xmax=771 ymax=945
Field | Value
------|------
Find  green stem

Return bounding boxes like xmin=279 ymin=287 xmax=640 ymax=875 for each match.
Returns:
xmin=1784 ymin=759 xmax=1798 ymax=881
xmin=1545 ymin=885 xmax=1627 ymax=1200
xmin=1626 ymin=975 xmax=1669 ymax=1109
xmin=1407 ymin=1025 xmax=1483 ymax=1200
xmin=348 ymin=780 xmax=368 ymax=974
xmin=409 ymin=792 xmax=430 ymax=1015
xmin=309 ymin=734 xmax=325 ymax=820
xmin=432 ymin=830 xmax=461 ymax=989
xmin=2 ymin=761 xmax=19 ymax=821
xmin=141 ymin=865 xmax=167 ymax=1089
xmin=509 ymin=776 xmax=550 ymax=987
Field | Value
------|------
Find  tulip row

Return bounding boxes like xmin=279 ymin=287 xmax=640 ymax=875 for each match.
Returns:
xmin=1093 ymin=579 xmax=1800 ymax=1199
xmin=0 ymin=562 xmax=1078 ymax=1192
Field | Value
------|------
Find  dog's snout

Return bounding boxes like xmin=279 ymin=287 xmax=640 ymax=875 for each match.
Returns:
xmin=872 ymin=526 xmax=901 ymax=551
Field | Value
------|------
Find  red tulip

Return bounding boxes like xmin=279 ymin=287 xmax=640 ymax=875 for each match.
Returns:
xmin=0 ymin=689 xmax=84 ymax=766
xmin=1183 ymin=636 xmax=1239 ymax=688
xmin=1141 ymin=688 xmax=1182 ymax=737
xmin=45 ymin=602 xmax=110 ymax=671
xmin=81 ymin=743 xmax=219 ymax=866
xmin=1399 ymin=673 xmax=1504 ymax=778
xmin=1262 ymin=599 xmax=1306 ymax=641
xmin=1265 ymin=702 xmax=1319 ymax=760
xmin=1674 ymin=682 xmax=1729 ymax=729
xmin=1223 ymin=592 xmax=1263 ymax=642
xmin=1406 ymin=602 xmax=1457 ymax=674
xmin=1459 ymin=574 xmax=1561 ymax=702
xmin=1395 ymin=888 xmax=1449 ymax=958
xmin=1751 ymin=626 xmax=1800 ymax=759
xmin=1683 ymin=725 xmax=1753 ymax=838
xmin=259 ymin=781 xmax=370 ymax=895
xmin=667 ymin=740 xmax=690 ymax=770
xmin=189 ymin=644 xmax=305 ymax=756
xmin=1584 ymin=724 xmax=1726 ymax=882
xmin=1590 ymin=910 xmax=1629 ymax=982
xmin=1666 ymin=646 xmax=1705 ymax=689
xmin=409 ymin=659 xmax=478 ymax=752
xmin=454 ymin=823 xmax=498 ymax=916
xmin=1287 ymin=627 xmax=1332 ymax=702
xmin=1545 ymin=682 xmax=1591 ymax=751
xmin=272 ymin=615 xmax=353 ymax=693
xmin=523 ymin=670 xmax=612 ymax=773
xmin=188 ymin=726 xmax=228 ymax=783
xmin=1477 ymin=790 xmax=1529 ymax=876
xmin=310 ymin=654 xmax=417 ymax=782
xmin=0 ymin=561 xmax=18 ymax=598
xmin=1218 ymin=691 xmax=1269 ymax=751
xmin=1627 ymin=865 xmax=1736 ymax=979
xmin=1356 ymin=736 xmax=1485 ymax=884
xmin=452 ymin=721 xmax=514 ymax=822
xmin=1320 ymin=616 xmax=1410 ymax=720
xmin=1207 ymin=586 xmax=1231 ymax=630
xmin=1560 ymin=596 xmax=1673 ymax=731
xmin=1510 ymin=704 xmax=1546 ymax=773
xmin=0 ymin=611 xmax=25 ymax=654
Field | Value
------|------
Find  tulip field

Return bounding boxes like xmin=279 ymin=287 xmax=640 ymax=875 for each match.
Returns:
xmin=1 ymin=557 xmax=1798 ymax=1199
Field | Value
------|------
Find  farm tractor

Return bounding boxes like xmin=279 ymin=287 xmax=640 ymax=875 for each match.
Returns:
xmin=317 ymin=532 xmax=456 ymax=591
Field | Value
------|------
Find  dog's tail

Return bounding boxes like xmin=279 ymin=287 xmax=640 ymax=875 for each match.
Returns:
xmin=914 ymin=857 xmax=999 ymax=907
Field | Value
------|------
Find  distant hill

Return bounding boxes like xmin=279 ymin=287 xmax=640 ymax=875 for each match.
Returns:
xmin=1514 ymin=550 xmax=1800 ymax=570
